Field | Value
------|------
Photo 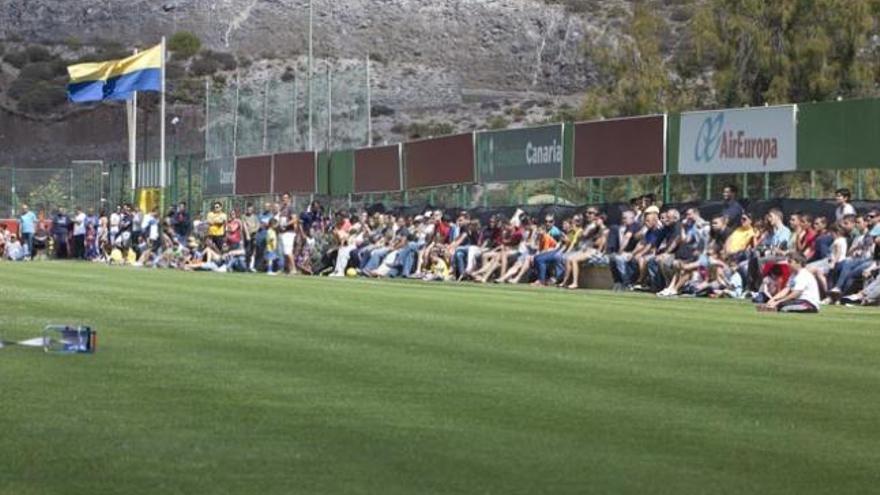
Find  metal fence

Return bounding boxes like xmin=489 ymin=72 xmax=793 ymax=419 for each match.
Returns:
xmin=0 ymin=163 xmax=104 ymax=218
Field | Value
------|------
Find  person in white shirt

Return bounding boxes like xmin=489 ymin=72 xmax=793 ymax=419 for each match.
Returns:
xmin=835 ymin=188 xmax=856 ymax=223
xmin=109 ymin=207 xmax=121 ymax=242
xmin=5 ymin=234 xmax=25 ymax=261
xmin=765 ymin=253 xmax=821 ymax=313
xmin=807 ymin=225 xmax=848 ymax=296
xmin=73 ymin=207 xmax=87 ymax=259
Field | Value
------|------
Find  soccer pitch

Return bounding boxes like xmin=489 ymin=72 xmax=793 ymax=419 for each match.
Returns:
xmin=2 ymin=263 xmax=879 ymax=494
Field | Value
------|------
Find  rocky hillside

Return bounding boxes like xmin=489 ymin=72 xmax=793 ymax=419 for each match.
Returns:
xmin=0 ymin=0 xmax=691 ymax=166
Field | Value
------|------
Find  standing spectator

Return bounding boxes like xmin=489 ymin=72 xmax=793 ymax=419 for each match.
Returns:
xmin=109 ymin=206 xmax=121 ymax=243
xmin=242 ymin=203 xmax=259 ymax=271
xmin=834 ymin=188 xmax=856 ymax=223
xmin=206 ymin=202 xmax=228 ymax=249
xmin=53 ymin=207 xmax=71 ymax=258
xmin=131 ymin=207 xmax=143 ymax=244
xmin=72 ymin=206 xmax=87 ymax=259
xmin=173 ymin=202 xmax=190 ymax=241
xmin=264 ymin=218 xmax=279 ymax=275
xmin=18 ymin=203 xmax=37 ymax=260
xmin=721 ymin=184 xmax=744 ymax=227
xmin=226 ymin=209 xmax=244 ymax=251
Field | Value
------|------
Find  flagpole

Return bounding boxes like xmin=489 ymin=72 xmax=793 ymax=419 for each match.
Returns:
xmin=159 ymin=36 xmax=167 ymax=214
xmin=128 ymin=49 xmax=139 ymax=202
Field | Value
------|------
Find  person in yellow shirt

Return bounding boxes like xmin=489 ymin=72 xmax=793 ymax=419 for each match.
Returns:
xmin=206 ymin=202 xmax=228 ymax=249
xmin=423 ymin=250 xmax=451 ymax=281
xmin=265 ymin=218 xmax=279 ymax=276
xmin=725 ymin=213 xmax=757 ymax=257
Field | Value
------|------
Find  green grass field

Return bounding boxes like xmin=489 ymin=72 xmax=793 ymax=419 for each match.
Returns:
xmin=2 ymin=262 xmax=879 ymax=494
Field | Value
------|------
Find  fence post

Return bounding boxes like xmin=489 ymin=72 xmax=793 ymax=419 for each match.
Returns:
xmin=705 ymin=174 xmax=712 ymax=201
xmin=598 ymin=178 xmax=605 ymax=204
xmin=626 ymin=177 xmax=633 ymax=200
xmin=662 ymin=174 xmax=670 ymax=204
xmin=69 ymin=169 xmax=74 ymax=209
xmin=587 ymin=179 xmax=593 ymax=204
xmin=404 ymin=190 xmax=410 ymax=207
xmin=810 ymin=170 xmax=816 ymax=199
xmin=764 ymin=172 xmax=770 ymax=200
xmin=10 ymin=167 xmax=16 ymax=216
xmin=857 ymin=169 xmax=864 ymax=200
xmin=742 ymin=173 xmax=748 ymax=199
xmin=187 ymin=158 xmax=193 ymax=211
xmin=834 ymin=170 xmax=841 ymax=192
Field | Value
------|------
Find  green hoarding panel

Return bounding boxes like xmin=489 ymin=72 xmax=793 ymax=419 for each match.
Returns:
xmin=316 ymin=151 xmax=330 ymax=195
xmin=563 ymin=122 xmax=574 ymax=180
xmin=329 ymin=150 xmax=355 ymax=196
xmin=666 ymin=113 xmax=680 ymax=175
xmin=476 ymin=124 xmax=564 ymax=182
xmin=798 ymin=98 xmax=880 ymax=171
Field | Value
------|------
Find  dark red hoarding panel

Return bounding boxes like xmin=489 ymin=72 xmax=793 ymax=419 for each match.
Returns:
xmin=234 ymin=155 xmax=273 ymax=195
xmin=354 ymin=145 xmax=401 ymax=193
xmin=404 ymin=133 xmax=475 ymax=189
xmin=574 ymin=115 xmax=666 ymax=178
xmin=273 ymin=151 xmax=316 ymax=194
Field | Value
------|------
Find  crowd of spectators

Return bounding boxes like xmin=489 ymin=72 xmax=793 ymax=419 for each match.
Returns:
xmin=2 ymin=186 xmax=879 ymax=312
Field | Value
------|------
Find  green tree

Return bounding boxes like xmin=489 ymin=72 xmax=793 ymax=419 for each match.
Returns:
xmin=168 ymin=31 xmax=202 ymax=60
xmin=579 ymin=1 xmax=688 ymax=119
xmin=689 ymin=0 xmax=880 ymax=106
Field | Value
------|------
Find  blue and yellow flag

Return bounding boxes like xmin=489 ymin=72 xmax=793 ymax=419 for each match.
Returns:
xmin=67 ymin=44 xmax=162 ymax=103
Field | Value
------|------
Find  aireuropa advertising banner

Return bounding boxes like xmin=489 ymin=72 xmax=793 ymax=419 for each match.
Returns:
xmin=678 ymin=105 xmax=797 ymax=175
xmin=476 ymin=125 xmax=563 ymax=182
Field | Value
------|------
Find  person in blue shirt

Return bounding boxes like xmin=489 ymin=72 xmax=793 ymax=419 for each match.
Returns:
xmin=18 ymin=203 xmax=37 ymax=260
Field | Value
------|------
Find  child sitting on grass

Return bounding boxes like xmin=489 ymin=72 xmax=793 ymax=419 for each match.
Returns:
xmin=423 ymin=250 xmax=451 ymax=282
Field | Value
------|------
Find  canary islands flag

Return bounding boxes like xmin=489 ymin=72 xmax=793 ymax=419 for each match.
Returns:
xmin=67 ymin=43 xmax=162 ymax=103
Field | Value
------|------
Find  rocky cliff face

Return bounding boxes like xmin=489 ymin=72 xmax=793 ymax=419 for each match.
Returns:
xmin=1 ymin=0 xmax=609 ymax=96
xmin=0 ymin=0 xmax=646 ymax=166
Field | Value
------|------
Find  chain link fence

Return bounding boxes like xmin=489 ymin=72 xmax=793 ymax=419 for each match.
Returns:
xmin=0 ymin=163 xmax=104 ymax=218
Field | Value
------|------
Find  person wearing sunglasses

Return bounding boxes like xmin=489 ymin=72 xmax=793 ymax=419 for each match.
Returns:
xmin=206 ymin=202 xmax=228 ymax=250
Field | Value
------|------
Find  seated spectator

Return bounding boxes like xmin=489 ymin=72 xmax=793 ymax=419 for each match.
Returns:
xmin=609 ymin=210 xmax=642 ymax=291
xmin=806 ymin=225 xmax=847 ymax=297
xmin=423 ymin=249 xmax=452 ymax=282
xmin=5 ymin=234 xmax=26 ymax=261
xmin=762 ymin=254 xmax=821 ymax=313
xmin=559 ymin=209 xmax=608 ymax=289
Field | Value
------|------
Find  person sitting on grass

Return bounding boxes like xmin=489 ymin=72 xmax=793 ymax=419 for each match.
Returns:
xmin=4 ymin=233 xmax=26 ymax=261
xmin=761 ymin=253 xmax=821 ymax=313
xmin=422 ymin=249 xmax=452 ymax=282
